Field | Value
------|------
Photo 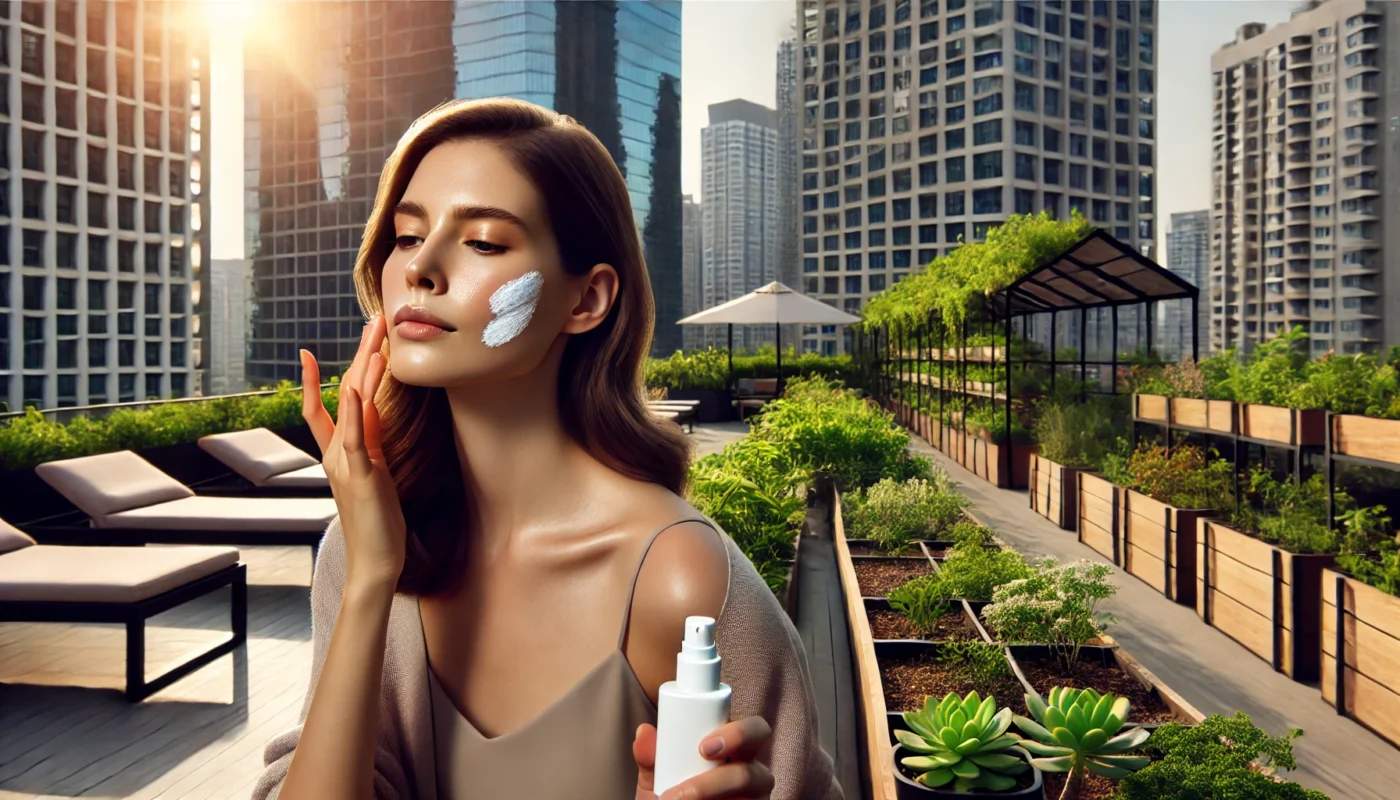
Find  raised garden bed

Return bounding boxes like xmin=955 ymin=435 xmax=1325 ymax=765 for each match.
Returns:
xmin=855 ymin=557 xmax=937 ymax=598
xmin=1077 ymin=472 xmax=1123 ymax=565
xmin=1322 ymin=568 xmax=1400 ymax=749
xmin=1120 ymin=488 xmax=1209 ymax=606
xmin=1196 ymin=518 xmax=1332 ymax=681
xmin=1239 ymin=403 xmax=1326 ymax=447
xmin=1008 ymin=646 xmax=1179 ymax=726
xmin=877 ymin=640 xmax=1027 ymax=716
xmin=864 ymin=598 xmax=981 ymax=642
xmin=1029 ymin=453 xmax=1083 ymax=531
xmin=846 ymin=539 xmax=933 ymax=558
xmin=1330 ymin=413 xmax=1400 ymax=464
xmin=1133 ymin=394 xmax=1236 ymax=434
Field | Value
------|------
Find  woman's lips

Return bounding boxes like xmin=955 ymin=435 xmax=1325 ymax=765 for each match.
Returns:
xmin=394 ymin=320 xmax=451 ymax=340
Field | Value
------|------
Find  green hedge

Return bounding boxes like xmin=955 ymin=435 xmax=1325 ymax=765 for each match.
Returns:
xmin=687 ymin=375 xmax=930 ymax=591
xmin=0 ymin=381 xmax=341 ymax=472
xmin=645 ymin=347 xmax=854 ymax=391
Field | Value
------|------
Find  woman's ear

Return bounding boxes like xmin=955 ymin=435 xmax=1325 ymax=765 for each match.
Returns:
xmin=562 ymin=263 xmax=619 ymax=335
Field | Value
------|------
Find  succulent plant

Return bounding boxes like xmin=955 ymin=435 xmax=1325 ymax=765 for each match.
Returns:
xmin=1012 ymin=687 xmax=1152 ymax=800
xmin=895 ymin=691 xmax=1031 ymax=792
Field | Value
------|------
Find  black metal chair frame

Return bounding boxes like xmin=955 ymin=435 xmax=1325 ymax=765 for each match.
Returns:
xmin=0 ymin=562 xmax=248 ymax=702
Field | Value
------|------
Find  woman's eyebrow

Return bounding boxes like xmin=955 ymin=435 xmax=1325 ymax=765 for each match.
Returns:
xmin=393 ymin=201 xmax=529 ymax=233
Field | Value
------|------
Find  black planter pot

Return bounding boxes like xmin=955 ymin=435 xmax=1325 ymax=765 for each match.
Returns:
xmin=891 ymin=744 xmax=1045 ymax=799
xmin=663 ymin=388 xmax=736 ymax=423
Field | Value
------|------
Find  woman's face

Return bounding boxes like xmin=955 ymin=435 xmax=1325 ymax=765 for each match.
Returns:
xmin=379 ymin=139 xmax=606 ymax=388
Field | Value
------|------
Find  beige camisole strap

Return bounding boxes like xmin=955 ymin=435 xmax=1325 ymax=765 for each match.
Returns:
xmin=425 ymin=517 xmax=720 ymax=799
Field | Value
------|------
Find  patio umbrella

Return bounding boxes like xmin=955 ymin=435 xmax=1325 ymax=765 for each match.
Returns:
xmin=676 ymin=281 xmax=862 ymax=391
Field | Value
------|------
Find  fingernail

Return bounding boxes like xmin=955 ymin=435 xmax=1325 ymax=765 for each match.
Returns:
xmin=701 ymin=737 xmax=723 ymax=757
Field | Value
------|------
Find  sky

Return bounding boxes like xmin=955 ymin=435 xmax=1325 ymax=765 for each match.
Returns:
xmin=208 ymin=0 xmax=1302 ymax=262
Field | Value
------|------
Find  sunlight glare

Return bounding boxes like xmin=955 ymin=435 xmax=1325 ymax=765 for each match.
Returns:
xmin=203 ymin=0 xmax=266 ymax=32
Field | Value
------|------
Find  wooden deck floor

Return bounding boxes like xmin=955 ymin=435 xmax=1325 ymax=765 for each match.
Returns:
xmin=0 ymin=422 xmax=750 ymax=800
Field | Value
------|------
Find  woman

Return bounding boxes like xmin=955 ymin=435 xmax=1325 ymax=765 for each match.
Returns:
xmin=252 ymin=98 xmax=842 ymax=800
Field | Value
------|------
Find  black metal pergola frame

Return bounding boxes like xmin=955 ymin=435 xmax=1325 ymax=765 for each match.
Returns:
xmin=857 ymin=229 xmax=1201 ymax=490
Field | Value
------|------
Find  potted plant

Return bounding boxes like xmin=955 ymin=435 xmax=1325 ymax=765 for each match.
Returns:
xmin=1196 ymin=469 xmax=1338 ymax=681
xmin=892 ymin=691 xmax=1043 ymax=798
xmin=1013 ymin=688 xmax=1151 ymax=800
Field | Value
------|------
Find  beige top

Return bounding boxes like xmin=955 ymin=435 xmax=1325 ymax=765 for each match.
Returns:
xmin=253 ymin=516 xmax=844 ymax=800
xmin=426 ymin=519 xmax=695 ymax=798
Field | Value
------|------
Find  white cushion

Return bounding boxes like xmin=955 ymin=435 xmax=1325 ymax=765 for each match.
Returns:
xmin=0 ymin=517 xmax=36 ymax=555
xmin=95 ymin=495 xmax=337 ymax=532
xmin=35 ymin=451 xmax=195 ymax=518
xmin=261 ymin=463 xmax=329 ymax=489
xmin=0 ymin=544 xmax=239 ymax=604
xmin=199 ymin=428 xmax=320 ymax=487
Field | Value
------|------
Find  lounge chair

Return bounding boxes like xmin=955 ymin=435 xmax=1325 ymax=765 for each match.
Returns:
xmin=197 ymin=427 xmax=330 ymax=494
xmin=732 ymin=378 xmax=779 ymax=421
xmin=0 ymin=517 xmax=246 ymax=701
xmin=30 ymin=450 xmax=336 ymax=568
xmin=647 ymin=400 xmax=697 ymax=433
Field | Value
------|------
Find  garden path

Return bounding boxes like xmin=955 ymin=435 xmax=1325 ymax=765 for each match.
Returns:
xmin=907 ymin=434 xmax=1400 ymax=800
xmin=0 ymin=422 xmax=752 ymax=800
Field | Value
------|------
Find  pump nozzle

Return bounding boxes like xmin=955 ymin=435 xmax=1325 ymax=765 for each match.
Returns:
xmin=675 ymin=616 xmax=721 ymax=693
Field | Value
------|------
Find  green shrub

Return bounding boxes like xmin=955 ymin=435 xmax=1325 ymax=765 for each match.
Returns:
xmin=1113 ymin=713 xmax=1329 ymax=800
xmin=847 ymin=474 xmax=970 ymax=552
xmin=948 ymin=521 xmax=994 ymax=548
xmin=0 ymin=380 xmax=338 ymax=472
xmin=1230 ymin=470 xmax=1339 ymax=555
xmin=1033 ymin=396 xmax=1126 ymax=470
xmin=1107 ymin=442 xmax=1235 ymax=511
xmin=933 ymin=544 xmax=1032 ymax=602
xmin=887 ymin=574 xmax=952 ymax=636
xmin=1335 ymin=505 xmax=1400 ymax=597
xmin=982 ymin=559 xmax=1116 ymax=668
xmin=644 ymin=347 xmax=854 ymax=391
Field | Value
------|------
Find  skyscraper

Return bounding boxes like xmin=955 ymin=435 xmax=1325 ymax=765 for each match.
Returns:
xmin=1159 ymin=209 xmax=1210 ymax=361
xmin=700 ymin=99 xmax=780 ymax=352
xmin=242 ymin=1 xmax=683 ymax=384
xmin=799 ymin=0 xmax=1160 ymax=354
xmin=207 ymin=257 xmax=250 ymax=395
xmin=681 ymin=193 xmax=704 ymax=352
xmin=776 ymin=38 xmax=802 ymax=351
xmin=0 ymin=0 xmax=211 ymax=412
xmin=1210 ymin=0 xmax=1397 ymax=357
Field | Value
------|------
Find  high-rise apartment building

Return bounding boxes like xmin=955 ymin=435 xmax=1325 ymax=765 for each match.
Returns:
xmin=681 ymin=193 xmax=704 ymax=352
xmin=206 ymin=257 xmax=249 ymax=395
xmin=1209 ymin=0 xmax=1398 ymax=356
xmin=776 ymin=38 xmax=802 ymax=351
xmin=242 ymin=1 xmax=683 ymax=384
xmin=700 ymin=99 xmax=780 ymax=352
xmin=799 ymin=0 xmax=1159 ymax=354
xmin=0 ymin=0 xmax=210 ymax=412
xmin=1158 ymin=209 xmax=1210 ymax=361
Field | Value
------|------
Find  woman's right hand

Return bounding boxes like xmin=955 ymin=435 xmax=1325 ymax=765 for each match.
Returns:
xmin=301 ymin=314 xmax=407 ymax=589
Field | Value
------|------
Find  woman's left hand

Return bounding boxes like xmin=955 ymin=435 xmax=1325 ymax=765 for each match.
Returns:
xmin=634 ymin=716 xmax=776 ymax=800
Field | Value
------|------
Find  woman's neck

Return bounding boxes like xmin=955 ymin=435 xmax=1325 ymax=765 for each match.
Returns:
xmin=443 ymin=353 xmax=593 ymax=544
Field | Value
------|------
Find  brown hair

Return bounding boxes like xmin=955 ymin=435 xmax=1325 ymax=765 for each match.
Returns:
xmin=352 ymin=98 xmax=691 ymax=595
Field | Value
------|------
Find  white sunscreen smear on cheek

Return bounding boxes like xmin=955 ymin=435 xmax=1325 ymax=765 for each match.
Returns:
xmin=482 ymin=271 xmax=544 ymax=348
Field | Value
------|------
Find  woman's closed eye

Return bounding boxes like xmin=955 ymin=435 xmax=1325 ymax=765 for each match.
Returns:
xmin=466 ymin=239 xmax=508 ymax=255
xmin=394 ymin=235 xmax=423 ymax=250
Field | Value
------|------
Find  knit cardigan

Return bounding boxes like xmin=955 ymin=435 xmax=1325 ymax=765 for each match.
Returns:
xmin=252 ymin=517 xmax=844 ymax=799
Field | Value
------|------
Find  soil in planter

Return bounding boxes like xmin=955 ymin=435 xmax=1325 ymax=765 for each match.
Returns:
xmin=881 ymin=650 xmax=1026 ymax=713
xmin=1042 ymin=771 xmax=1120 ymax=800
xmin=869 ymin=609 xmax=979 ymax=642
xmin=854 ymin=559 xmax=934 ymax=597
xmin=1019 ymin=658 xmax=1176 ymax=724
xmin=848 ymin=542 xmax=923 ymax=557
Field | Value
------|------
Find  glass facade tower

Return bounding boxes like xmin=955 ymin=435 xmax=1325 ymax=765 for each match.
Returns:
xmin=244 ymin=1 xmax=682 ymax=385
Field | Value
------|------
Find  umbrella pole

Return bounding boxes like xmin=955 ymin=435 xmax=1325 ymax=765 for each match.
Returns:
xmin=727 ymin=323 xmax=734 ymax=389
xmin=776 ymin=323 xmax=783 ymax=396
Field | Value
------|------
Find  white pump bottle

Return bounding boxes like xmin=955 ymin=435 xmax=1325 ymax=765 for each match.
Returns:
xmin=651 ymin=615 xmax=732 ymax=795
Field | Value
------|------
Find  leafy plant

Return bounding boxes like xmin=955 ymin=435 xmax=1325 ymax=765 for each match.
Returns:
xmin=948 ymin=520 xmax=995 ymax=548
xmin=1115 ymin=442 xmax=1235 ymax=511
xmin=1013 ymin=688 xmax=1151 ymax=800
xmin=982 ymin=559 xmax=1117 ymax=669
xmin=937 ymin=641 xmax=1014 ymax=697
xmin=1230 ymin=470 xmax=1340 ymax=555
xmin=643 ymin=346 xmax=854 ymax=391
xmin=1335 ymin=505 xmax=1400 ymax=596
xmin=887 ymin=574 xmax=952 ymax=636
xmin=934 ymin=543 xmax=1033 ymax=602
xmin=895 ymin=691 xmax=1032 ymax=792
xmin=847 ymin=474 xmax=969 ymax=552
xmin=1128 ymin=358 xmax=1206 ymax=399
xmin=1033 ymin=397 xmax=1127 ymax=470
xmin=1113 ymin=713 xmax=1329 ymax=800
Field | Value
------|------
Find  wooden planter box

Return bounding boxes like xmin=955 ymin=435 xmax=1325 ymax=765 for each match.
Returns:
xmin=1196 ymin=519 xmax=1333 ymax=681
xmin=1322 ymin=569 xmax=1400 ymax=749
xmin=1239 ymin=404 xmax=1326 ymax=447
xmin=1077 ymin=472 xmax=1123 ymax=564
xmin=966 ymin=437 xmax=1033 ymax=490
xmin=1029 ymin=454 xmax=1083 ymax=531
xmin=1134 ymin=393 xmax=1169 ymax=423
xmin=1331 ymin=414 xmax=1400 ymax=464
xmin=1169 ymin=397 xmax=1238 ymax=434
xmin=1120 ymin=489 xmax=1209 ymax=606
xmin=1006 ymin=642 xmax=1205 ymax=727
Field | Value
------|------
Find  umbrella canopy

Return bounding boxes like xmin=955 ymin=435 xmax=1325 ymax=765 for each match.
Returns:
xmin=676 ymin=282 xmax=862 ymax=326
